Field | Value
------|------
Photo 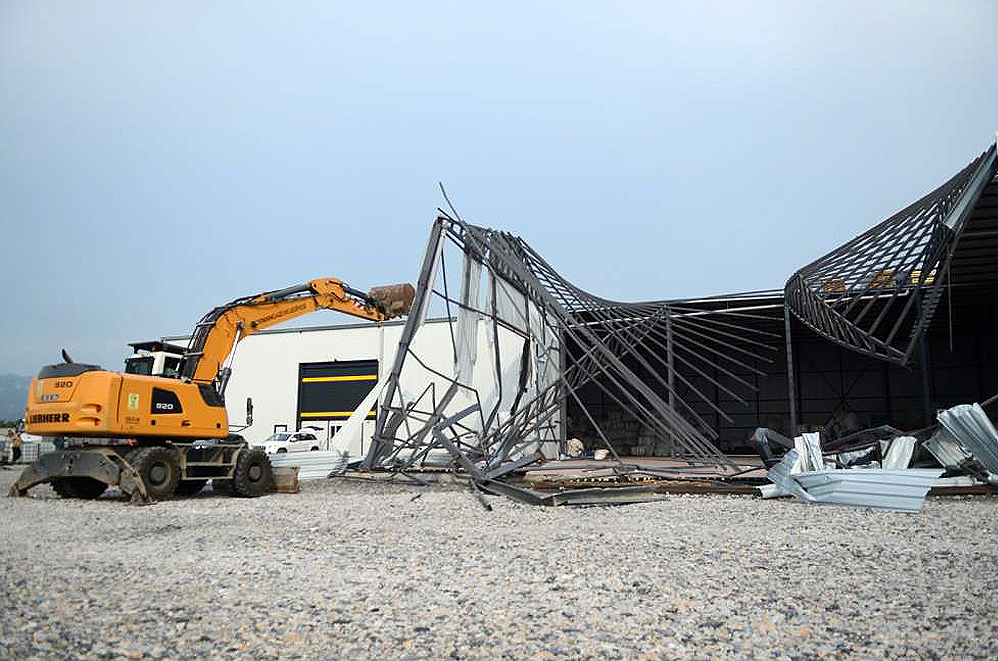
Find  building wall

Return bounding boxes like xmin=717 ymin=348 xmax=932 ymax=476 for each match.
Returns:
xmin=188 ymin=320 xmax=448 ymax=456
xmin=169 ymin=291 xmax=995 ymax=459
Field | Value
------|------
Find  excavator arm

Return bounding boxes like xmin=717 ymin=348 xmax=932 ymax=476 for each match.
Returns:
xmin=180 ymin=278 xmax=413 ymax=388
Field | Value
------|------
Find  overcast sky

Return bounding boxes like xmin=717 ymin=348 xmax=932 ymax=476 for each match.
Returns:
xmin=1 ymin=1 xmax=996 ymax=376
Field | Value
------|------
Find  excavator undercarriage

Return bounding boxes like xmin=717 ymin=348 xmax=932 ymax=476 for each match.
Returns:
xmin=7 ymin=438 xmax=271 ymax=504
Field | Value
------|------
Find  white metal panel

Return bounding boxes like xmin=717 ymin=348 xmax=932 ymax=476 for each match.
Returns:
xmin=794 ymin=469 xmax=943 ymax=513
xmin=882 ymin=436 xmax=916 ymax=470
xmin=269 ymin=450 xmax=347 ymax=480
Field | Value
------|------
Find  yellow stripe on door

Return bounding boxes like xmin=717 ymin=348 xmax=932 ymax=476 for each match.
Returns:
xmin=301 ymin=375 xmax=377 ymax=382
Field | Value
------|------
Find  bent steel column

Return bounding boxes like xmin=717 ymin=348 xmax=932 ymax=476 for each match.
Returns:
xmin=784 ymin=305 xmax=798 ymax=437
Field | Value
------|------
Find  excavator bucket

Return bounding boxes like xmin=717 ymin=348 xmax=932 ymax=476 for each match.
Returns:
xmin=368 ymin=283 xmax=415 ymax=318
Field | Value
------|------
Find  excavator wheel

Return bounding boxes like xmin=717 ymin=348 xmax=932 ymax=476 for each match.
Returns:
xmin=175 ymin=479 xmax=208 ymax=497
xmin=232 ymin=448 xmax=273 ymax=497
xmin=129 ymin=447 xmax=181 ymax=500
xmin=51 ymin=477 xmax=108 ymax=500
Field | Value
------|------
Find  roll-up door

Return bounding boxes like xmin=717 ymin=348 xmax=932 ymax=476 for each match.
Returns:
xmin=296 ymin=360 xmax=378 ymax=430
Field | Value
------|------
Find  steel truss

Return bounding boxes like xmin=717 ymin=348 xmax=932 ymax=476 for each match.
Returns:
xmin=785 ymin=146 xmax=997 ymax=366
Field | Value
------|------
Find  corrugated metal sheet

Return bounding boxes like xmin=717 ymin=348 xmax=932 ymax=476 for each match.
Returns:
xmin=938 ymin=403 xmax=998 ymax=474
xmin=791 ymin=432 xmax=827 ymax=472
xmin=267 ymin=446 xmax=455 ymax=482
xmin=765 ymin=449 xmax=942 ymax=513
xmin=794 ymin=468 xmax=943 ymax=513
xmin=923 ymin=427 xmax=972 ymax=469
xmin=881 ymin=436 xmax=916 ymax=469
xmin=268 ymin=451 xmax=348 ymax=480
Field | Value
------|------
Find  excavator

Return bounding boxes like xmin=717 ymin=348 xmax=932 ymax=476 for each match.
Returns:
xmin=9 ymin=278 xmax=415 ymax=504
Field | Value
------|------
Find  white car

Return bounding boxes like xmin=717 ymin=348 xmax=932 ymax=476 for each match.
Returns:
xmin=260 ymin=430 xmax=325 ymax=454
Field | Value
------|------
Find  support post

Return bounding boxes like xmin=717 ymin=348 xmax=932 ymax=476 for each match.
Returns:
xmin=558 ymin=329 xmax=567 ymax=456
xmin=665 ymin=312 xmax=676 ymax=456
xmin=364 ymin=219 xmax=445 ymax=470
xmin=916 ymin=296 xmax=934 ymax=427
xmin=784 ymin=306 xmax=798 ymax=437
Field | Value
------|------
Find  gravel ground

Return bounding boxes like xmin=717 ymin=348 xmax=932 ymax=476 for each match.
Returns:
xmin=1 ymin=467 xmax=996 ymax=660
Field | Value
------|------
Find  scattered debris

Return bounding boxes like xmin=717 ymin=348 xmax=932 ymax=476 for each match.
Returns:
xmin=766 ymin=449 xmax=942 ymax=513
xmin=938 ymin=403 xmax=998 ymax=477
xmin=271 ymin=466 xmax=300 ymax=493
xmin=564 ymin=438 xmax=585 ymax=458
xmin=757 ymin=401 xmax=998 ymax=511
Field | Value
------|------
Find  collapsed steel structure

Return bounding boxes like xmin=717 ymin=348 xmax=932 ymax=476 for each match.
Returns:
xmin=362 ymin=211 xmax=779 ymax=481
xmin=358 ymin=141 xmax=997 ymax=494
xmin=785 ymin=146 xmax=997 ymax=367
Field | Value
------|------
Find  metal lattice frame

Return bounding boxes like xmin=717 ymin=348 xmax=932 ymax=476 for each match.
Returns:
xmin=785 ymin=146 xmax=997 ymax=366
xmin=363 ymin=212 xmax=779 ymax=478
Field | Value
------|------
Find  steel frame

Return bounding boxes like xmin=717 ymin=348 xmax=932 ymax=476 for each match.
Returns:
xmin=363 ymin=212 xmax=778 ymax=480
xmin=785 ymin=146 xmax=997 ymax=367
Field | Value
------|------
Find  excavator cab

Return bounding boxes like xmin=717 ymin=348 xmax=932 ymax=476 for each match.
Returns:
xmin=124 ymin=341 xmax=187 ymax=378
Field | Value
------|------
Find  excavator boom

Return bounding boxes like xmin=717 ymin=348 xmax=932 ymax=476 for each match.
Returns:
xmin=181 ymin=278 xmax=414 ymax=385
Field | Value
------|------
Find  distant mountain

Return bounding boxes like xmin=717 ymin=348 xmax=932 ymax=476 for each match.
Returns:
xmin=0 ymin=374 xmax=31 ymax=421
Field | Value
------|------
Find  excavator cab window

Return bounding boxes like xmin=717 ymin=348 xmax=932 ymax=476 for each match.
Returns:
xmin=125 ymin=356 xmax=154 ymax=375
xmin=162 ymin=356 xmax=181 ymax=378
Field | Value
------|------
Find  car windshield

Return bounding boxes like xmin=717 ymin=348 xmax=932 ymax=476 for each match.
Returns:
xmin=264 ymin=433 xmax=291 ymax=443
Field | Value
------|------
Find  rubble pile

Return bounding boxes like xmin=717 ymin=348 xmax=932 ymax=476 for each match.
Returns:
xmin=753 ymin=401 xmax=998 ymax=513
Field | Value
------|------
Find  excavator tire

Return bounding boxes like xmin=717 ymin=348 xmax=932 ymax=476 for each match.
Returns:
xmin=175 ymin=479 xmax=208 ymax=497
xmin=130 ymin=447 xmax=180 ymax=500
xmin=232 ymin=448 xmax=273 ymax=498
xmin=51 ymin=477 xmax=108 ymax=500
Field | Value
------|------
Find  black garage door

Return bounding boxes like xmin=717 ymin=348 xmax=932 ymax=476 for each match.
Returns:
xmin=297 ymin=360 xmax=379 ymax=430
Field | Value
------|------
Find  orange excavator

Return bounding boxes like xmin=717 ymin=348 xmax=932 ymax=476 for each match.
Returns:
xmin=10 ymin=278 xmax=414 ymax=503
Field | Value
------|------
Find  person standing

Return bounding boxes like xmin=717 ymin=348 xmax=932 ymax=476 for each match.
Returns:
xmin=7 ymin=427 xmax=21 ymax=463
